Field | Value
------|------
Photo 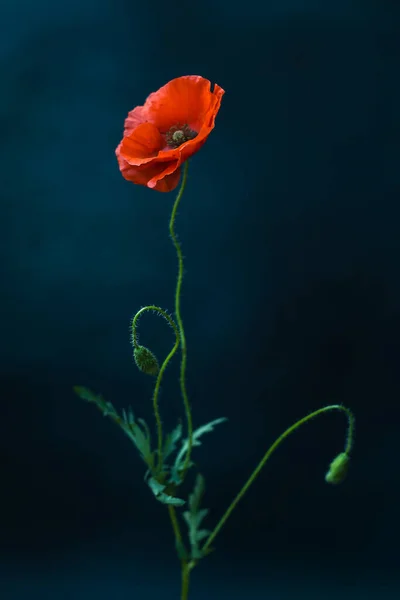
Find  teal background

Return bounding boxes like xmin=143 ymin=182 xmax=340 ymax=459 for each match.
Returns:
xmin=1 ymin=1 xmax=399 ymax=598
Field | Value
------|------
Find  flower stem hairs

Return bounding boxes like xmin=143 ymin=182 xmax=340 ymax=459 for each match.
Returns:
xmin=74 ymin=75 xmax=355 ymax=600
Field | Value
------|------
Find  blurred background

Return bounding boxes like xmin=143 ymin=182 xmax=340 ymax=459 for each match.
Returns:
xmin=1 ymin=0 xmax=399 ymax=598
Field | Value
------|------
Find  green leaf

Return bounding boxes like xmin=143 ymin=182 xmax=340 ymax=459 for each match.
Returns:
xmin=171 ymin=417 xmax=227 ymax=483
xmin=74 ymin=386 xmax=154 ymax=470
xmin=121 ymin=410 xmax=154 ymax=466
xmin=163 ymin=422 xmax=183 ymax=461
xmin=73 ymin=386 xmax=118 ymax=419
xmin=146 ymin=476 xmax=185 ymax=506
xmin=183 ymin=474 xmax=210 ymax=560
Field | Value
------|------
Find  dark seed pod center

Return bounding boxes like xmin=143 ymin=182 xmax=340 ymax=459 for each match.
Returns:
xmin=166 ymin=124 xmax=197 ymax=148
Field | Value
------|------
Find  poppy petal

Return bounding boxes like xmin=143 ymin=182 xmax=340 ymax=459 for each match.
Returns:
xmin=116 ymin=149 xmax=181 ymax=192
xmin=123 ymin=105 xmax=147 ymax=136
xmin=120 ymin=122 xmax=164 ymax=164
xmin=173 ymin=87 xmax=224 ymax=163
xmin=116 ymin=76 xmax=224 ymax=192
xmin=139 ymin=76 xmax=224 ymax=133
xmin=148 ymin=165 xmax=182 ymax=192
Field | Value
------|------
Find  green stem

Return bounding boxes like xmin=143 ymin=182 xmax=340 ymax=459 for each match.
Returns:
xmin=202 ymin=404 xmax=355 ymax=553
xmin=131 ymin=305 xmax=180 ymax=471
xmin=169 ymin=160 xmax=193 ymax=476
xmin=168 ymin=502 xmax=193 ymax=600
xmin=168 ymin=504 xmax=184 ymax=549
xmin=181 ymin=563 xmax=190 ymax=600
xmin=180 ymin=560 xmax=195 ymax=600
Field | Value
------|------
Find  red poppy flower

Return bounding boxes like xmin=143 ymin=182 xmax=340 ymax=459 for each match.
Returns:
xmin=115 ymin=75 xmax=224 ymax=192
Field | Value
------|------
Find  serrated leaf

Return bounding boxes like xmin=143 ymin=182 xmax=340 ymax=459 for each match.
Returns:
xmin=146 ymin=476 xmax=185 ymax=506
xmin=74 ymin=386 xmax=119 ymax=420
xmin=194 ymin=529 xmax=210 ymax=543
xmin=74 ymin=386 xmax=154 ymax=470
xmin=122 ymin=417 xmax=153 ymax=465
xmin=138 ymin=418 xmax=151 ymax=441
xmin=163 ymin=422 xmax=183 ymax=461
xmin=122 ymin=406 xmax=135 ymax=425
xmin=171 ymin=417 xmax=227 ymax=483
xmin=133 ymin=422 xmax=153 ymax=463
xmin=73 ymin=386 xmax=97 ymax=403
xmin=183 ymin=474 xmax=210 ymax=560
xmin=190 ymin=508 xmax=208 ymax=529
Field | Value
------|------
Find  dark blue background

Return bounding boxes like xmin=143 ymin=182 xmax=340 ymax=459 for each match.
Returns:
xmin=1 ymin=1 xmax=399 ymax=598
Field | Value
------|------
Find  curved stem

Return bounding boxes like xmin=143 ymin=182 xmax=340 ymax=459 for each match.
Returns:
xmin=169 ymin=161 xmax=193 ymax=476
xmin=131 ymin=306 xmax=180 ymax=470
xmin=131 ymin=305 xmax=179 ymax=349
xmin=202 ymin=404 xmax=355 ymax=554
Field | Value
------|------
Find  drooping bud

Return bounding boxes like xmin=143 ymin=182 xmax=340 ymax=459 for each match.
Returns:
xmin=325 ymin=452 xmax=349 ymax=485
xmin=133 ymin=345 xmax=160 ymax=376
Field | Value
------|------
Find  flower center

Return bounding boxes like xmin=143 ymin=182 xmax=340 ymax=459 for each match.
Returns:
xmin=165 ymin=124 xmax=197 ymax=148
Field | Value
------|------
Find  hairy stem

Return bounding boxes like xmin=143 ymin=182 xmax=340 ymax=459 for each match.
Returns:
xmin=202 ymin=404 xmax=355 ymax=553
xmin=131 ymin=306 xmax=180 ymax=470
xmin=169 ymin=160 xmax=193 ymax=477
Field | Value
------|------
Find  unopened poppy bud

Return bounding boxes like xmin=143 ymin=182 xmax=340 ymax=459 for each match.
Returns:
xmin=325 ymin=452 xmax=349 ymax=485
xmin=133 ymin=345 xmax=159 ymax=376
